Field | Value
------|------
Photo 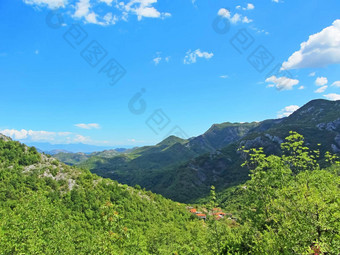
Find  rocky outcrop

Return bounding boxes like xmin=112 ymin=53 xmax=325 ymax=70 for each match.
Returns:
xmin=0 ymin=133 xmax=12 ymax=142
xmin=316 ymin=118 xmax=340 ymax=131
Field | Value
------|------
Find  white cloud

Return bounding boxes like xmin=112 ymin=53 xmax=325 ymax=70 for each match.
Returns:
xmin=282 ymin=20 xmax=340 ymax=69
xmin=309 ymin=72 xmax=316 ymax=77
xmin=23 ymin=0 xmax=67 ymax=8
xmin=0 ymin=129 xmax=107 ymax=145
xmin=184 ymin=49 xmax=214 ymax=64
xmin=73 ymin=134 xmax=91 ymax=143
xmin=0 ymin=129 xmax=58 ymax=142
xmin=75 ymin=123 xmax=100 ymax=129
xmin=23 ymin=0 xmax=171 ymax=26
xmin=315 ymin=76 xmax=328 ymax=86
xmin=153 ymin=57 xmax=161 ymax=65
xmin=298 ymin=85 xmax=305 ymax=90
xmin=74 ymin=0 xmax=91 ymax=19
xmin=250 ymin=26 xmax=269 ymax=35
xmin=152 ymin=52 xmax=170 ymax=65
xmin=272 ymin=0 xmax=280 ymax=2
xmin=35 ymin=50 xmax=39 ymax=55
xmin=331 ymin=81 xmax=340 ymax=87
xmin=236 ymin=3 xmax=255 ymax=10
xmin=314 ymin=85 xmax=328 ymax=93
xmin=277 ymin=105 xmax=300 ymax=118
xmin=324 ymin=93 xmax=340 ymax=101
xmin=124 ymin=0 xmax=171 ymax=21
xmin=265 ymin=76 xmax=300 ymax=91
xmin=218 ymin=8 xmax=231 ymax=19
xmin=99 ymin=0 xmax=114 ymax=6
xmin=242 ymin=16 xmax=253 ymax=23
xmin=220 ymin=75 xmax=229 ymax=79
xmin=103 ymin=12 xmax=118 ymax=25
xmin=217 ymin=8 xmax=252 ymax=24
xmin=243 ymin=3 xmax=255 ymax=10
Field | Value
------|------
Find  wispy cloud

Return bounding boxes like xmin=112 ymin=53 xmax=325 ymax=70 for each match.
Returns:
xmin=23 ymin=0 xmax=67 ymax=9
xmin=0 ymin=128 xmax=107 ymax=145
xmin=314 ymin=85 xmax=328 ymax=93
xmin=331 ymin=81 xmax=340 ymax=87
xmin=152 ymin=52 xmax=170 ymax=65
xmin=236 ymin=3 xmax=255 ymax=11
xmin=324 ymin=93 xmax=340 ymax=101
xmin=23 ymin=0 xmax=171 ymax=26
xmin=75 ymin=123 xmax=101 ymax=129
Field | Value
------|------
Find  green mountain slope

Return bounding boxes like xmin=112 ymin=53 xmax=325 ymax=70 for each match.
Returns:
xmin=0 ymin=135 xmax=227 ymax=254
xmin=62 ymin=99 xmax=340 ymax=203
xmin=1 ymin=130 xmax=339 ymax=254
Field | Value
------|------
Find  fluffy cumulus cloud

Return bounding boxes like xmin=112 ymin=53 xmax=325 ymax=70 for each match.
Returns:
xmin=265 ymin=76 xmax=300 ymax=91
xmin=184 ymin=49 xmax=213 ymax=64
xmin=74 ymin=123 xmax=101 ymax=129
xmin=315 ymin=76 xmax=328 ymax=86
xmin=324 ymin=93 xmax=340 ymax=101
xmin=277 ymin=105 xmax=300 ymax=118
xmin=0 ymin=129 xmax=107 ymax=145
xmin=124 ymin=0 xmax=171 ymax=21
xmin=282 ymin=20 xmax=340 ymax=69
xmin=217 ymin=8 xmax=252 ymax=24
xmin=23 ymin=0 xmax=171 ymax=25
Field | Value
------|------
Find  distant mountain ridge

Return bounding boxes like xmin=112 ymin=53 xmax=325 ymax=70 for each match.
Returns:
xmin=56 ymin=99 xmax=340 ymax=202
xmin=26 ymin=142 xmax=133 ymax=154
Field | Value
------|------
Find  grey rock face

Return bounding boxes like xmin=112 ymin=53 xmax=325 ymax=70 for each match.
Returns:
xmin=317 ymin=118 xmax=340 ymax=131
xmin=0 ymin=133 xmax=12 ymax=142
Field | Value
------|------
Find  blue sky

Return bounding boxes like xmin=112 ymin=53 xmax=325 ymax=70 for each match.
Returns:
xmin=0 ymin=0 xmax=340 ymax=148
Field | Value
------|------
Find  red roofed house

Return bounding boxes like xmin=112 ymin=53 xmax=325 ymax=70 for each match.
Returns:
xmin=196 ymin=214 xmax=207 ymax=220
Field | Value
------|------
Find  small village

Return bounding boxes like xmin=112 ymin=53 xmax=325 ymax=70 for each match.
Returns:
xmin=187 ymin=206 xmax=235 ymax=221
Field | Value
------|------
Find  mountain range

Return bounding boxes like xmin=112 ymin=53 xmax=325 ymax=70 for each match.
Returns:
xmin=53 ymin=99 xmax=340 ymax=202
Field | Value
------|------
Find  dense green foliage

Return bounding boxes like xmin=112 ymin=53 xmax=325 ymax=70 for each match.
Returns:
xmin=0 ymin=139 xmax=230 ymax=254
xmin=0 ymin=131 xmax=339 ymax=254
xmin=220 ymin=132 xmax=340 ymax=254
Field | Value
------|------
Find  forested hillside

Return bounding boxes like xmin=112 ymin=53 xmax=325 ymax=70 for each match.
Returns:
xmin=0 ymin=136 xmax=222 ymax=254
xmin=69 ymin=99 xmax=340 ymax=202
xmin=1 ymin=132 xmax=339 ymax=254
